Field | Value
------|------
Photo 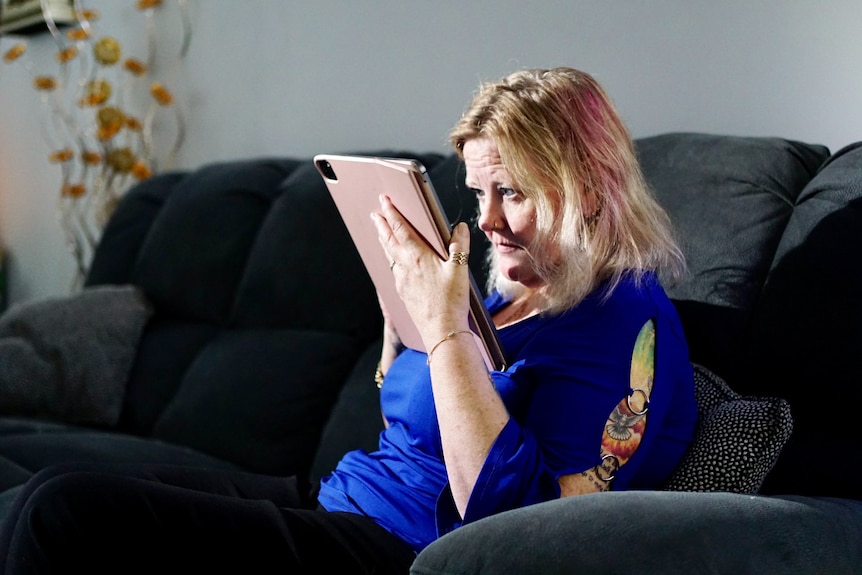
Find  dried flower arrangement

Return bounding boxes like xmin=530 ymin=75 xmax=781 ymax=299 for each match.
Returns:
xmin=2 ymin=0 xmax=191 ymax=288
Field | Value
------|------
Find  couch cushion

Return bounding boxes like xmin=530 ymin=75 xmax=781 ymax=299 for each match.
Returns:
xmin=86 ymin=172 xmax=185 ymax=287
xmin=230 ymin=161 xmax=380 ymax=337
xmin=310 ymin=339 xmax=386 ymax=481
xmin=410 ymin=491 xmax=862 ymax=574
xmin=0 ymin=285 xmax=152 ymax=427
xmin=662 ymin=364 xmax=792 ymax=493
xmin=636 ymin=133 xmax=830 ymax=385
xmin=151 ymin=329 xmax=361 ymax=476
xmin=0 ymin=416 xmax=240 ymax=498
xmin=129 ymin=159 xmax=298 ymax=324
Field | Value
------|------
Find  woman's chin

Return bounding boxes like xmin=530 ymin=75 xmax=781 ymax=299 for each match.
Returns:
xmin=499 ymin=267 xmax=541 ymax=289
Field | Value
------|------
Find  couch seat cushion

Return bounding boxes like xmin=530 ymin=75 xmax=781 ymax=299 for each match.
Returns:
xmin=151 ymin=328 xmax=361 ymax=476
xmin=0 ymin=416 xmax=240 ymax=494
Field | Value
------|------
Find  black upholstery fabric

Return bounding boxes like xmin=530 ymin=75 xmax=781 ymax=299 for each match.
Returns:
xmin=129 ymin=160 xmax=293 ymax=324
xmin=117 ymin=318 xmax=221 ymax=435
xmin=152 ymin=329 xmax=357 ymax=476
xmin=86 ymin=172 xmax=186 ymax=286
xmin=637 ymin=133 xmax=830 ymax=385
xmin=744 ymin=141 xmax=862 ymax=497
xmin=310 ymin=339 xmax=386 ymax=481
xmin=229 ymin=161 xmax=379 ymax=334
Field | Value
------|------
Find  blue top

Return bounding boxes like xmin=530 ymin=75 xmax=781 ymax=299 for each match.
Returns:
xmin=317 ymin=272 xmax=697 ymax=553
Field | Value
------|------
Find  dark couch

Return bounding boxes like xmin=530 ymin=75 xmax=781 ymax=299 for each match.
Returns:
xmin=0 ymin=133 xmax=859 ymax=572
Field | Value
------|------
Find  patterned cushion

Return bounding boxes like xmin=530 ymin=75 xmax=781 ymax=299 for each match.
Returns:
xmin=663 ymin=363 xmax=793 ymax=493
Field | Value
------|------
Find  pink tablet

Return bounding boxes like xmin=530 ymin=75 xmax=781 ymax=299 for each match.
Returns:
xmin=314 ymin=154 xmax=506 ymax=371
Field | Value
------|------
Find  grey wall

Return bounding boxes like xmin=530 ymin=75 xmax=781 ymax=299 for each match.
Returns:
xmin=1 ymin=0 xmax=860 ymax=306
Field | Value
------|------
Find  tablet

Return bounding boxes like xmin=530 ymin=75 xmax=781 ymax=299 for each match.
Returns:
xmin=314 ymin=153 xmax=507 ymax=371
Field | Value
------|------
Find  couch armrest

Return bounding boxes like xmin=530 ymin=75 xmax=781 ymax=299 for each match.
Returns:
xmin=410 ymin=491 xmax=862 ymax=575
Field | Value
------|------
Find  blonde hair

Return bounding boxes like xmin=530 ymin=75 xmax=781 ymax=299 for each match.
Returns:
xmin=449 ymin=67 xmax=685 ymax=314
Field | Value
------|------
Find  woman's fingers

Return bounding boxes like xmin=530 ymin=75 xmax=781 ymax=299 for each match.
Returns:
xmin=372 ymin=194 xmax=411 ymax=262
xmin=448 ymin=222 xmax=471 ymax=264
xmin=372 ymin=197 xmax=473 ymax=336
xmin=373 ymin=197 xmax=473 ymax=272
xmin=371 ymin=197 xmax=395 ymax=255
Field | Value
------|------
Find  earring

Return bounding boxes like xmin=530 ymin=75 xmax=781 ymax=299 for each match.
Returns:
xmin=584 ymin=204 xmax=603 ymax=230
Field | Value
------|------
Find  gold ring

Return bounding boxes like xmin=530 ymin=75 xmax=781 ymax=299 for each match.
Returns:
xmin=450 ymin=251 xmax=469 ymax=266
xmin=389 ymin=260 xmax=396 ymax=270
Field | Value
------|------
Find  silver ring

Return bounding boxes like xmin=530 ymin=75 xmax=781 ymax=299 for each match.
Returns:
xmin=597 ymin=454 xmax=620 ymax=482
xmin=627 ymin=388 xmax=650 ymax=416
xmin=389 ymin=260 xmax=396 ymax=270
xmin=450 ymin=251 xmax=469 ymax=266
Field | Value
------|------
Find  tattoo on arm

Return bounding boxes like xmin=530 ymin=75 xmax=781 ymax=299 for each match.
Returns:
xmin=558 ymin=320 xmax=656 ymax=497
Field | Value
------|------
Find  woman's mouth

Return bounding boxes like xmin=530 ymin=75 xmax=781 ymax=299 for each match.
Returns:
xmin=495 ymin=240 xmax=522 ymax=254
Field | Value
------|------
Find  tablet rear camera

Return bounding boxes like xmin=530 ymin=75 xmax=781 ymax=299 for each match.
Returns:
xmin=317 ymin=160 xmax=337 ymax=181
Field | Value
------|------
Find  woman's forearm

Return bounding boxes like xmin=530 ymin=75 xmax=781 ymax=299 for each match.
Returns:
xmin=379 ymin=322 xmax=402 ymax=373
xmin=427 ymin=331 xmax=509 ymax=517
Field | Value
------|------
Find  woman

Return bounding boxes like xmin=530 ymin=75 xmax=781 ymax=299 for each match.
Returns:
xmin=0 ymin=67 xmax=697 ymax=574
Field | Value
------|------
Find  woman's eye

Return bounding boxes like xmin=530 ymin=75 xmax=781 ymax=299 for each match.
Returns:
xmin=499 ymin=187 xmax=518 ymax=198
xmin=469 ymin=187 xmax=485 ymax=198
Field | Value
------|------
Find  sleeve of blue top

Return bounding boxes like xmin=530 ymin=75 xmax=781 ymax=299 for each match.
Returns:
xmin=433 ymin=293 xmax=661 ymax=535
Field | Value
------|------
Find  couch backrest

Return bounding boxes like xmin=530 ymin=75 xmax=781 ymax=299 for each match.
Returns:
xmin=635 ymin=133 xmax=830 ymax=384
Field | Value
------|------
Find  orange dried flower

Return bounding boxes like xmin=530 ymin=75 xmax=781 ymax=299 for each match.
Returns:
xmin=62 ymin=183 xmax=87 ymax=198
xmin=33 ymin=76 xmax=57 ymax=91
xmin=123 ymin=58 xmax=148 ymax=76
xmin=81 ymin=150 xmax=102 ymax=165
xmin=3 ymin=43 xmax=26 ymax=63
xmin=80 ymin=79 xmax=112 ymax=106
xmin=125 ymin=116 xmax=143 ymax=131
xmin=56 ymin=46 xmax=78 ymax=63
xmin=149 ymin=82 xmax=173 ymax=106
xmin=136 ymin=0 xmax=163 ymax=9
xmin=106 ymin=148 xmax=136 ymax=173
xmin=132 ymin=160 xmax=152 ymax=180
xmin=97 ymin=106 xmax=125 ymax=127
xmin=96 ymin=106 xmax=125 ymax=139
xmin=93 ymin=37 xmax=121 ymax=65
xmin=49 ymin=148 xmax=75 ymax=163
xmin=77 ymin=9 xmax=99 ymax=21
xmin=66 ymin=27 xmax=90 ymax=41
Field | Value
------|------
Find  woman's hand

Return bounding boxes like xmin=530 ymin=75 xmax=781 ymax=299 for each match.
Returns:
xmin=371 ymin=194 xmax=472 ymax=347
xmin=373 ymin=194 xmax=508 ymax=517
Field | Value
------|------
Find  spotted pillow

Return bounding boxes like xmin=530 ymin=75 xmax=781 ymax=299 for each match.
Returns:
xmin=663 ymin=363 xmax=793 ymax=493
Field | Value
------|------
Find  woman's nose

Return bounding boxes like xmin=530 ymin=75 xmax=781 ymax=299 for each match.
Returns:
xmin=477 ymin=208 xmax=496 ymax=232
xmin=477 ymin=199 xmax=501 ymax=233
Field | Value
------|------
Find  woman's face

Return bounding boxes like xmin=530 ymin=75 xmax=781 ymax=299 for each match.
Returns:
xmin=463 ymin=137 xmax=551 ymax=289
